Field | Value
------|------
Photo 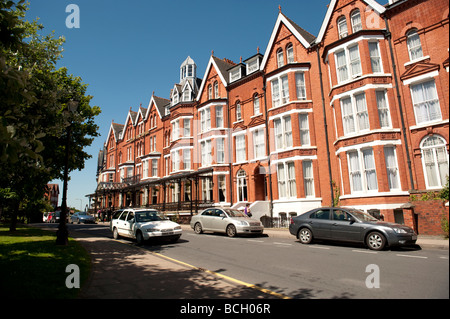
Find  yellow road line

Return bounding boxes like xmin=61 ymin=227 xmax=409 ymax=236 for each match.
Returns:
xmin=150 ymin=251 xmax=291 ymax=300
xmin=113 ymin=238 xmax=291 ymax=299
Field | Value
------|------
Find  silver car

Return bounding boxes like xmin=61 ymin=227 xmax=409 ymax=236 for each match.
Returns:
xmin=190 ymin=207 xmax=264 ymax=237
xmin=289 ymin=207 xmax=417 ymax=250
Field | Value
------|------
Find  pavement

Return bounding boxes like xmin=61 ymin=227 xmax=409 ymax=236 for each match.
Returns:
xmin=67 ymin=223 xmax=447 ymax=299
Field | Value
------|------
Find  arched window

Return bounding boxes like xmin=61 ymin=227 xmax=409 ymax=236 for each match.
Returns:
xmin=286 ymin=44 xmax=294 ymax=64
xmin=337 ymin=16 xmax=348 ymax=39
xmin=253 ymin=93 xmax=260 ymax=115
xmin=277 ymin=48 xmax=284 ymax=68
xmin=208 ymin=84 xmax=212 ymax=100
xmin=214 ymin=81 xmax=219 ymax=98
xmin=421 ymin=135 xmax=449 ymax=188
xmin=407 ymin=29 xmax=423 ymax=61
xmin=235 ymin=101 xmax=242 ymax=121
xmin=351 ymin=9 xmax=362 ymax=33
xmin=237 ymin=170 xmax=248 ymax=202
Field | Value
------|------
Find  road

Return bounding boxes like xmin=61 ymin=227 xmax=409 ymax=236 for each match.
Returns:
xmin=48 ymin=223 xmax=449 ymax=299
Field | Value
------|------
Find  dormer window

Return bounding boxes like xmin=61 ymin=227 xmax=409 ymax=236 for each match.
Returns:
xmin=247 ymin=58 xmax=259 ymax=74
xmin=230 ymin=68 xmax=241 ymax=82
xmin=183 ymin=87 xmax=191 ymax=102
xmin=172 ymin=90 xmax=179 ymax=106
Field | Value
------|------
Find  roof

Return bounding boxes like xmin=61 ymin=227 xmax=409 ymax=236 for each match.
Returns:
xmin=196 ymin=55 xmax=236 ymax=101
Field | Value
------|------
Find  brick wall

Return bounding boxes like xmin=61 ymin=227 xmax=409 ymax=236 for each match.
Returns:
xmin=404 ymin=200 xmax=449 ymax=235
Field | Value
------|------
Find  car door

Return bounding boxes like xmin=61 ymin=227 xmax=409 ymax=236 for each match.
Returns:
xmin=210 ymin=209 xmax=228 ymax=232
xmin=124 ymin=211 xmax=135 ymax=238
xmin=308 ymin=209 xmax=333 ymax=239
xmin=200 ymin=209 xmax=215 ymax=231
xmin=117 ymin=210 xmax=130 ymax=237
xmin=331 ymin=209 xmax=363 ymax=242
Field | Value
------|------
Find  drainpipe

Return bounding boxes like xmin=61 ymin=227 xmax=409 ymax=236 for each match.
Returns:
xmin=316 ymin=45 xmax=335 ymax=206
xmin=262 ymin=80 xmax=274 ymax=219
xmin=384 ymin=16 xmax=416 ymax=191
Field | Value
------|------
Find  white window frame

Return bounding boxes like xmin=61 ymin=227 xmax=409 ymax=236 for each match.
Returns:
xmin=347 ymin=148 xmax=378 ymax=194
xmin=335 ymin=44 xmax=362 ymax=83
xmin=407 ymin=29 xmax=423 ymax=62
xmin=235 ymin=134 xmax=246 ymax=163
xmin=273 ymin=115 xmax=293 ymax=150
xmin=351 ymin=10 xmax=362 ymax=33
xmin=338 ymin=16 xmax=348 ymax=39
xmin=369 ymin=41 xmax=382 ymax=73
xmin=340 ymin=92 xmax=369 ymax=136
xmin=384 ymin=146 xmax=401 ymax=190
xmin=420 ymin=135 xmax=449 ymax=189
xmin=302 ymin=160 xmax=315 ymax=197
xmin=252 ymin=128 xmax=266 ymax=159
xmin=410 ymin=79 xmax=442 ymax=125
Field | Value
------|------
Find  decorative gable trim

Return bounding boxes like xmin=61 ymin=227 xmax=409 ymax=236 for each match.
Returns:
xmin=401 ymin=61 xmax=440 ymax=84
xmin=260 ymin=13 xmax=315 ymax=71
xmin=196 ymin=56 xmax=230 ymax=101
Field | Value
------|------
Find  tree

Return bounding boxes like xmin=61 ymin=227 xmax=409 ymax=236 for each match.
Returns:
xmin=0 ymin=0 xmax=101 ymax=232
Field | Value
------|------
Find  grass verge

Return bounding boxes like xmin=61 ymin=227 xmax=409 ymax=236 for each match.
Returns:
xmin=0 ymin=224 xmax=91 ymax=299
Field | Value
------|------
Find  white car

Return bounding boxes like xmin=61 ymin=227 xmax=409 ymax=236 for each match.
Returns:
xmin=111 ymin=208 xmax=182 ymax=245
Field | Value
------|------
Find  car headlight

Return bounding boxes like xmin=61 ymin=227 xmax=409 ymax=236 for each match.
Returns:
xmin=393 ymin=228 xmax=407 ymax=234
xmin=146 ymin=228 xmax=158 ymax=232
xmin=236 ymin=220 xmax=249 ymax=226
xmin=174 ymin=226 xmax=181 ymax=230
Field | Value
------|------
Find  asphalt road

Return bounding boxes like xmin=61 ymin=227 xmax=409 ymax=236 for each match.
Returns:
xmin=55 ymin=223 xmax=449 ymax=299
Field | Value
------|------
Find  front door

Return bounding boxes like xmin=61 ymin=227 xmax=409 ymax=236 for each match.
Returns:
xmin=331 ymin=209 xmax=363 ymax=242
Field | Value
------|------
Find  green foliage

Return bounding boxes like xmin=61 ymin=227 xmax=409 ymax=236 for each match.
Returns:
xmin=0 ymin=0 xmax=101 ymax=228
xmin=441 ymin=217 xmax=449 ymax=239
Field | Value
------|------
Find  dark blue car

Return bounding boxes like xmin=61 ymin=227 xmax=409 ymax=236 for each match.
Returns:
xmin=289 ymin=207 xmax=417 ymax=250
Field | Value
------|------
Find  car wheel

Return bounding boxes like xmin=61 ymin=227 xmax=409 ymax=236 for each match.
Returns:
xmin=194 ymin=222 xmax=203 ymax=234
xmin=113 ymin=227 xmax=120 ymax=240
xmin=136 ymin=231 xmax=144 ymax=246
xmin=298 ymin=228 xmax=313 ymax=244
xmin=226 ymin=224 xmax=237 ymax=237
xmin=366 ymin=232 xmax=386 ymax=251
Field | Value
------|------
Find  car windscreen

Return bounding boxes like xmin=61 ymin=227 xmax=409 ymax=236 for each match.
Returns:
xmin=349 ymin=210 xmax=378 ymax=222
xmin=135 ymin=211 xmax=165 ymax=222
xmin=224 ymin=209 xmax=246 ymax=217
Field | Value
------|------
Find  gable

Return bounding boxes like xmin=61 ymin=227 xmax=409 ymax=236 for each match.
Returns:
xmin=315 ymin=0 xmax=385 ymax=44
xmin=260 ymin=12 xmax=316 ymax=71
xmin=196 ymin=56 xmax=234 ymax=102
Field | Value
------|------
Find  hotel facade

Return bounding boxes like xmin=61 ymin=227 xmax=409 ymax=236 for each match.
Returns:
xmin=93 ymin=0 xmax=449 ymax=234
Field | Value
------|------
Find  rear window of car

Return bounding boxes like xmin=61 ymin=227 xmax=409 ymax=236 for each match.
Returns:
xmin=310 ymin=209 xmax=330 ymax=220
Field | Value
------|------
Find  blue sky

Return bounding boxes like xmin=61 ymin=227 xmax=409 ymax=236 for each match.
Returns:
xmin=24 ymin=0 xmax=382 ymax=211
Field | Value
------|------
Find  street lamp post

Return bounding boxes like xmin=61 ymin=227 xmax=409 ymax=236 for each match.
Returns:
xmin=56 ymin=100 xmax=78 ymax=246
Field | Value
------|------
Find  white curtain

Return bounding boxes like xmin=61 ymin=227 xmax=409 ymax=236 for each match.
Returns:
xmin=341 ymin=97 xmax=355 ymax=134
xmin=349 ymin=45 xmax=361 ymax=76
xmin=369 ymin=42 xmax=381 ymax=73
xmin=384 ymin=146 xmax=399 ymax=190
xmin=376 ymin=91 xmax=391 ymax=128
xmin=355 ymin=93 xmax=369 ymax=131
xmin=284 ymin=116 xmax=293 ymax=148
xmin=299 ymin=114 xmax=310 ymax=145
xmin=348 ymin=152 xmax=362 ymax=192
xmin=411 ymin=80 xmax=441 ymax=124
xmin=363 ymin=149 xmax=378 ymax=191
xmin=288 ymin=162 xmax=297 ymax=198
xmin=303 ymin=160 xmax=314 ymax=197
xmin=336 ymin=50 xmax=348 ymax=82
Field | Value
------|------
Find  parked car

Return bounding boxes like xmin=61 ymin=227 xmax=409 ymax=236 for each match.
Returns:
xmin=190 ymin=207 xmax=264 ymax=237
xmin=111 ymin=208 xmax=182 ymax=245
xmin=70 ymin=211 xmax=96 ymax=224
xmin=289 ymin=207 xmax=417 ymax=250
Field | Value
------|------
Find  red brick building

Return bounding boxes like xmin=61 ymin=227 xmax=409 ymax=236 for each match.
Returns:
xmin=93 ymin=0 xmax=448 ymax=234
